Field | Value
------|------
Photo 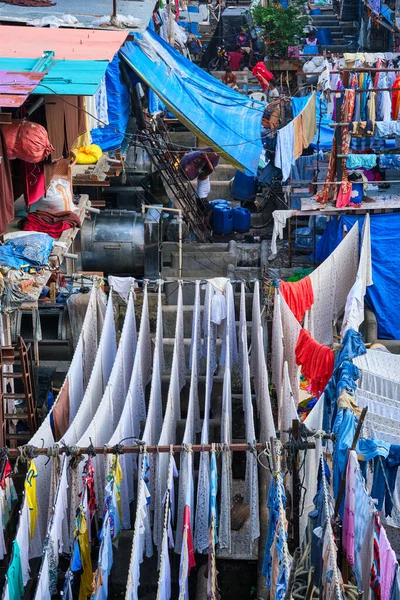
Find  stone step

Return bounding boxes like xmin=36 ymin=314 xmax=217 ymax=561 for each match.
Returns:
xmin=171 ymin=250 xmax=236 ymax=272
xmin=210 ymin=164 xmax=236 ymax=181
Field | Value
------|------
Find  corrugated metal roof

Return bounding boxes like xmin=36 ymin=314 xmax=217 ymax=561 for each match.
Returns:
xmin=0 ymin=69 xmax=44 ymax=106
xmin=0 ymin=0 xmax=155 ymax=29
xmin=0 ymin=26 xmax=128 ymax=61
xmin=0 ymin=58 xmax=108 ymax=96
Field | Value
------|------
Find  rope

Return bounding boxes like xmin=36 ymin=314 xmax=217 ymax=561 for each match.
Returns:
xmin=319 ymin=451 xmax=343 ymax=600
xmin=14 ymin=444 xmax=39 ymax=473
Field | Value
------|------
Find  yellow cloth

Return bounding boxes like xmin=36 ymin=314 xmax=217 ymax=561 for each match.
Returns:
xmin=293 ymin=115 xmax=304 ymax=161
xmin=72 ymin=97 xmax=91 ymax=150
xmin=76 ymin=144 xmax=102 ymax=165
xmin=77 ymin=508 xmax=93 ymax=600
xmin=343 ymin=52 xmax=365 ymax=67
xmin=24 ymin=460 xmax=38 ymax=539
xmin=302 ymin=92 xmax=317 ymax=148
xmin=115 ymin=457 xmax=123 ymax=521
xmin=367 ymin=91 xmax=376 ymax=126
xmin=337 ymin=390 xmax=362 ymax=418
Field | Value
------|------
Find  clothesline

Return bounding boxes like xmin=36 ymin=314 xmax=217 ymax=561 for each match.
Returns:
xmin=4 ymin=439 xmax=328 ymax=458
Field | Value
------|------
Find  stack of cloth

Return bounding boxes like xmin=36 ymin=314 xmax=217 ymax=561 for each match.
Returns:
xmin=19 ymin=210 xmax=81 ymax=239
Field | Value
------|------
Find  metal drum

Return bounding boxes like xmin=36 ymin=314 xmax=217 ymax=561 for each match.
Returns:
xmin=81 ymin=210 xmax=145 ymax=275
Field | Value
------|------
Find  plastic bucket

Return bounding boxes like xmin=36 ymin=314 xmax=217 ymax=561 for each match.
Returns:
xmin=310 ymin=7 xmax=322 ymax=14
xmin=231 ymin=170 xmax=257 ymax=202
xmin=316 ymin=28 xmax=333 ymax=45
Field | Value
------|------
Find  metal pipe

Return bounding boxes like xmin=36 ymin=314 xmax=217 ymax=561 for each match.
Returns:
xmin=86 ymin=206 xmax=101 ymax=214
xmin=141 ymin=204 xmax=183 ymax=279
xmin=3 ymin=440 xmax=323 ymax=458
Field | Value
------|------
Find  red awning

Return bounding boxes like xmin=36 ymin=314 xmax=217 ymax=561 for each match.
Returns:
xmin=0 ymin=70 xmax=44 ymax=107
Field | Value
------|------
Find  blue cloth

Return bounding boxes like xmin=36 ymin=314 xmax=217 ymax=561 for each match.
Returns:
xmin=380 ymin=154 xmax=400 ymax=169
xmin=340 ymin=329 xmax=367 ymax=363
xmin=0 ymin=234 xmax=53 ymax=270
xmin=71 ymin=540 xmax=82 ymax=572
xmin=375 ymin=121 xmax=400 ymax=138
xmin=120 ymin=29 xmax=264 ymax=175
xmin=332 ymin=408 xmax=357 ymax=515
xmin=371 ymin=444 xmax=400 ymax=517
xmin=262 ymin=474 xmax=286 ymax=588
xmin=291 ymin=93 xmax=333 ymax=151
xmin=315 ymin=217 xmax=340 ymax=263
xmin=91 ymin=54 xmax=130 ymax=152
xmin=346 ymin=154 xmax=377 ymax=169
xmin=316 ymin=213 xmax=400 ymax=339
xmin=210 ymin=450 xmax=218 ymax=537
xmin=353 ymin=467 xmax=373 ymax=591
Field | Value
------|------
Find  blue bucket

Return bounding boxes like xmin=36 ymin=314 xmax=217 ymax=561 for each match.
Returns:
xmin=316 ymin=28 xmax=333 ymax=45
xmin=310 ymin=7 xmax=322 ymax=14
xmin=231 ymin=170 xmax=257 ymax=202
xmin=351 ymin=182 xmax=363 ymax=205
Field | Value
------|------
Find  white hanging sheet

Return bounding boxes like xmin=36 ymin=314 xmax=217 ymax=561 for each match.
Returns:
xmin=176 ymin=281 xmax=201 ymax=553
xmin=341 ymin=214 xmax=373 ymax=336
xmin=251 ymin=281 xmax=276 ymax=443
xmin=195 ymin=282 xmax=217 ymax=554
xmin=102 ymin=285 xmax=150 ymax=541
xmin=280 ymin=361 xmax=299 ymax=448
xmin=178 ymin=450 xmax=194 ymax=600
xmin=280 ymin=294 xmax=301 ymax=405
xmin=157 ymin=452 xmax=178 ymax=600
xmin=108 ymin=275 xmax=137 ymax=302
xmin=307 ymin=221 xmax=359 ymax=346
xmin=239 ymin=283 xmax=260 ymax=546
xmin=219 ymin=281 xmax=235 ymax=552
xmin=154 ymin=283 xmax=186 ymax=553
xmin=299 ymin=394 xmax=324 ymax=542
xmin=271 ymin=290 xmax=284 ymax=421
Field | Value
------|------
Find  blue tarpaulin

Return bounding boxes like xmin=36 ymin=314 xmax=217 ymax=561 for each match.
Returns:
xmin=0 ymin=234 xmax=53 ymax=270
xmin=316 ymin=213 xmax=400 ymax=340
xmin=292 ymin=93 xmax=334 ymax=151
xmin=91 ymin=54 xmax=130 ymax=152
xmin=120 ymin=29 xmax=264 ymax=174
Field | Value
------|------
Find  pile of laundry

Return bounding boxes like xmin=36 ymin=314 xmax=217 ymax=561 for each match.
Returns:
xmin=19 ymin=210 xmax=81 ymax=239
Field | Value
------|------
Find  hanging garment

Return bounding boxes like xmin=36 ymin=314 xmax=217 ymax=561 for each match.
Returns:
xmin=0 ymin=127 xmax=14 ymax=236
xmin=25 ymin=460 xmax=38 ymax=540
xmin=280 ymin=362 xmax=298 ymax=446
xmin=195 ymin=283 xmax=217 ymax=554
xmin=295 ymin=328 xmax=334 ymax=397
xmin=370 ymin=516 xmax=382 ymax=600
xmin=157 ymin=452 xmax=178 ymax=600
xmin=178 ymin=451 xmax=196 ymax=600
xmin=346 ymin=154 xmax=377 ymax=169
xmin=108 ymin=276 xmax=136 ymax=302
xmin=125 ymin=453 xmax=151 ymax=600
xmin=371 ymin=445 xmax=400 ymax=517
xmin=218 ymin=282 xmax=235 ymax=552
xmin=207 ymin=447 xmax=220 ymax=600
xmin=154 ymin=283 xmax=186 ymax=553
xmin=269 ymin=210 xmax=294 ymax=258
xmin=79 ymin=288 xmax=140 ymax=519
xmin=271 ymin=290 xmax=284 ymax=413
xmin=274 ymin=121 xmax=295 ymax=182
xmin=239 ymin=283 xmax=260 ymax=547
xmin=343 ymin=450 xmax=358 ymax=565
xmin=308 ymin=221 xmax=359 ymax=346
xmin=315 ymin=89 xmax=355 ymax=204
xmin=380 ymin=524 xmax=397 ymax=600
xmin=375 ymin=121 xmax=400 ymax=138
xmin=250 ymin=281 xmax=275 ymax=444
xmin=392 ymin=74 xmax=400 ymax=119
xmin=293 ymin=115 xmax=303 ymax=160
xmin=301 ymin=92 xmax=317 ymax=148
xmin=341 ymin=214 xmax=373 ymax=336
xmin=379 ymin=154 xmax=400 ymax=169
xmin=176 ymin=282 xmax=202 ymax=552
xmin=280 ymin=294 xmax=301 ymax=405
xmin=7 ymin=541 xmax=24 ymax=600
xmin=278 ymin=276 xmax=314 ymax=324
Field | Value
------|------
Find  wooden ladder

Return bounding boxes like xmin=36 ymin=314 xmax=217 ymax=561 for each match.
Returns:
xmin=1 ymin=337 xmax=37 ymax=446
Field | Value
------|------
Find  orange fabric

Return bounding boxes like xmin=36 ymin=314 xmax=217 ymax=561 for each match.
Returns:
xmin=295 ymin=328 xmax=334 ymax=397
xmin=278 ymin=276 xmax=314 ymax=324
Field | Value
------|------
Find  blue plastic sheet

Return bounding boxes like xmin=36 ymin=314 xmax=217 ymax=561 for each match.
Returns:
xmin=91 ymin=54 xmax=130 ymax=152
xmin=292 ymin=93 xmax=333 ymax=151
xmin=120 ymin=29 xmax=264 ymax=174
xmin=317 ymin=213 xmax=400 ymax=339
xmin=0 ymin=234 xmax=53 ymax=270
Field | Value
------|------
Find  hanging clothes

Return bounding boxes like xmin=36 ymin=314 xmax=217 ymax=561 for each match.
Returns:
xmin=279 ymin=293 xmax=301 ymax=405
xmin=278 ymin=276 xmax=314 ymax=324
xmin=0 ymin=127 xmax=14 ymax=236
xmin=154 ymin=282 xmax=186 ymax=554
xmin=157 ymin=451 xmax=178 ymax=600
xmin=7 ymin=541 xmax=24 ymax=600
xmin=25 ymin=460 xmax=38 ymax=540
xmin=295 ymin=328 xmax=334 ymax=397
xmin=207 ymin=446 xmax=220 ymax=600
xmin=275 ymin=121 xmax=295 ymax=182
xmin=392 ymin=74 xmax=400 ymax=120
xmin=125 ymin=453 xmax=151 ymax=600
xmin=195 ymin=283 xmax=216 ymax=555
xmin=176 ymin=282 xmax=202 ymax=553
xmin=314 ymin=89 xmax=355 ymax=204
xmin=178 ymin=450 xmax=196 ymax=600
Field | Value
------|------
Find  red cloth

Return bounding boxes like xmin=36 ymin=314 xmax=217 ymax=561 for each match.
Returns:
xmin=19 ymin=210 xmax=81 ymax=239
xmin=295 ymin=328 xmax=334 ymax=397
xmin=279 ymin=276 xmax=314 ymax=323
xmin=25 ymin=162 xmax=45 ymax=207
xmin=183 ymin=505 xmax=196 ymax=570
xmin=251 ymin=62 xmax=274 ymax=91
xmin=228 ymin=51 xmax=242 ymax=71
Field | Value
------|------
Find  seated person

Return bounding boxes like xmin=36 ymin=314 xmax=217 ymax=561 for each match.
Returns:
xmin=222 ymin=67 xmax=238 ymax=90
xmin=306 ymin=31 xmax=318 ymax=45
